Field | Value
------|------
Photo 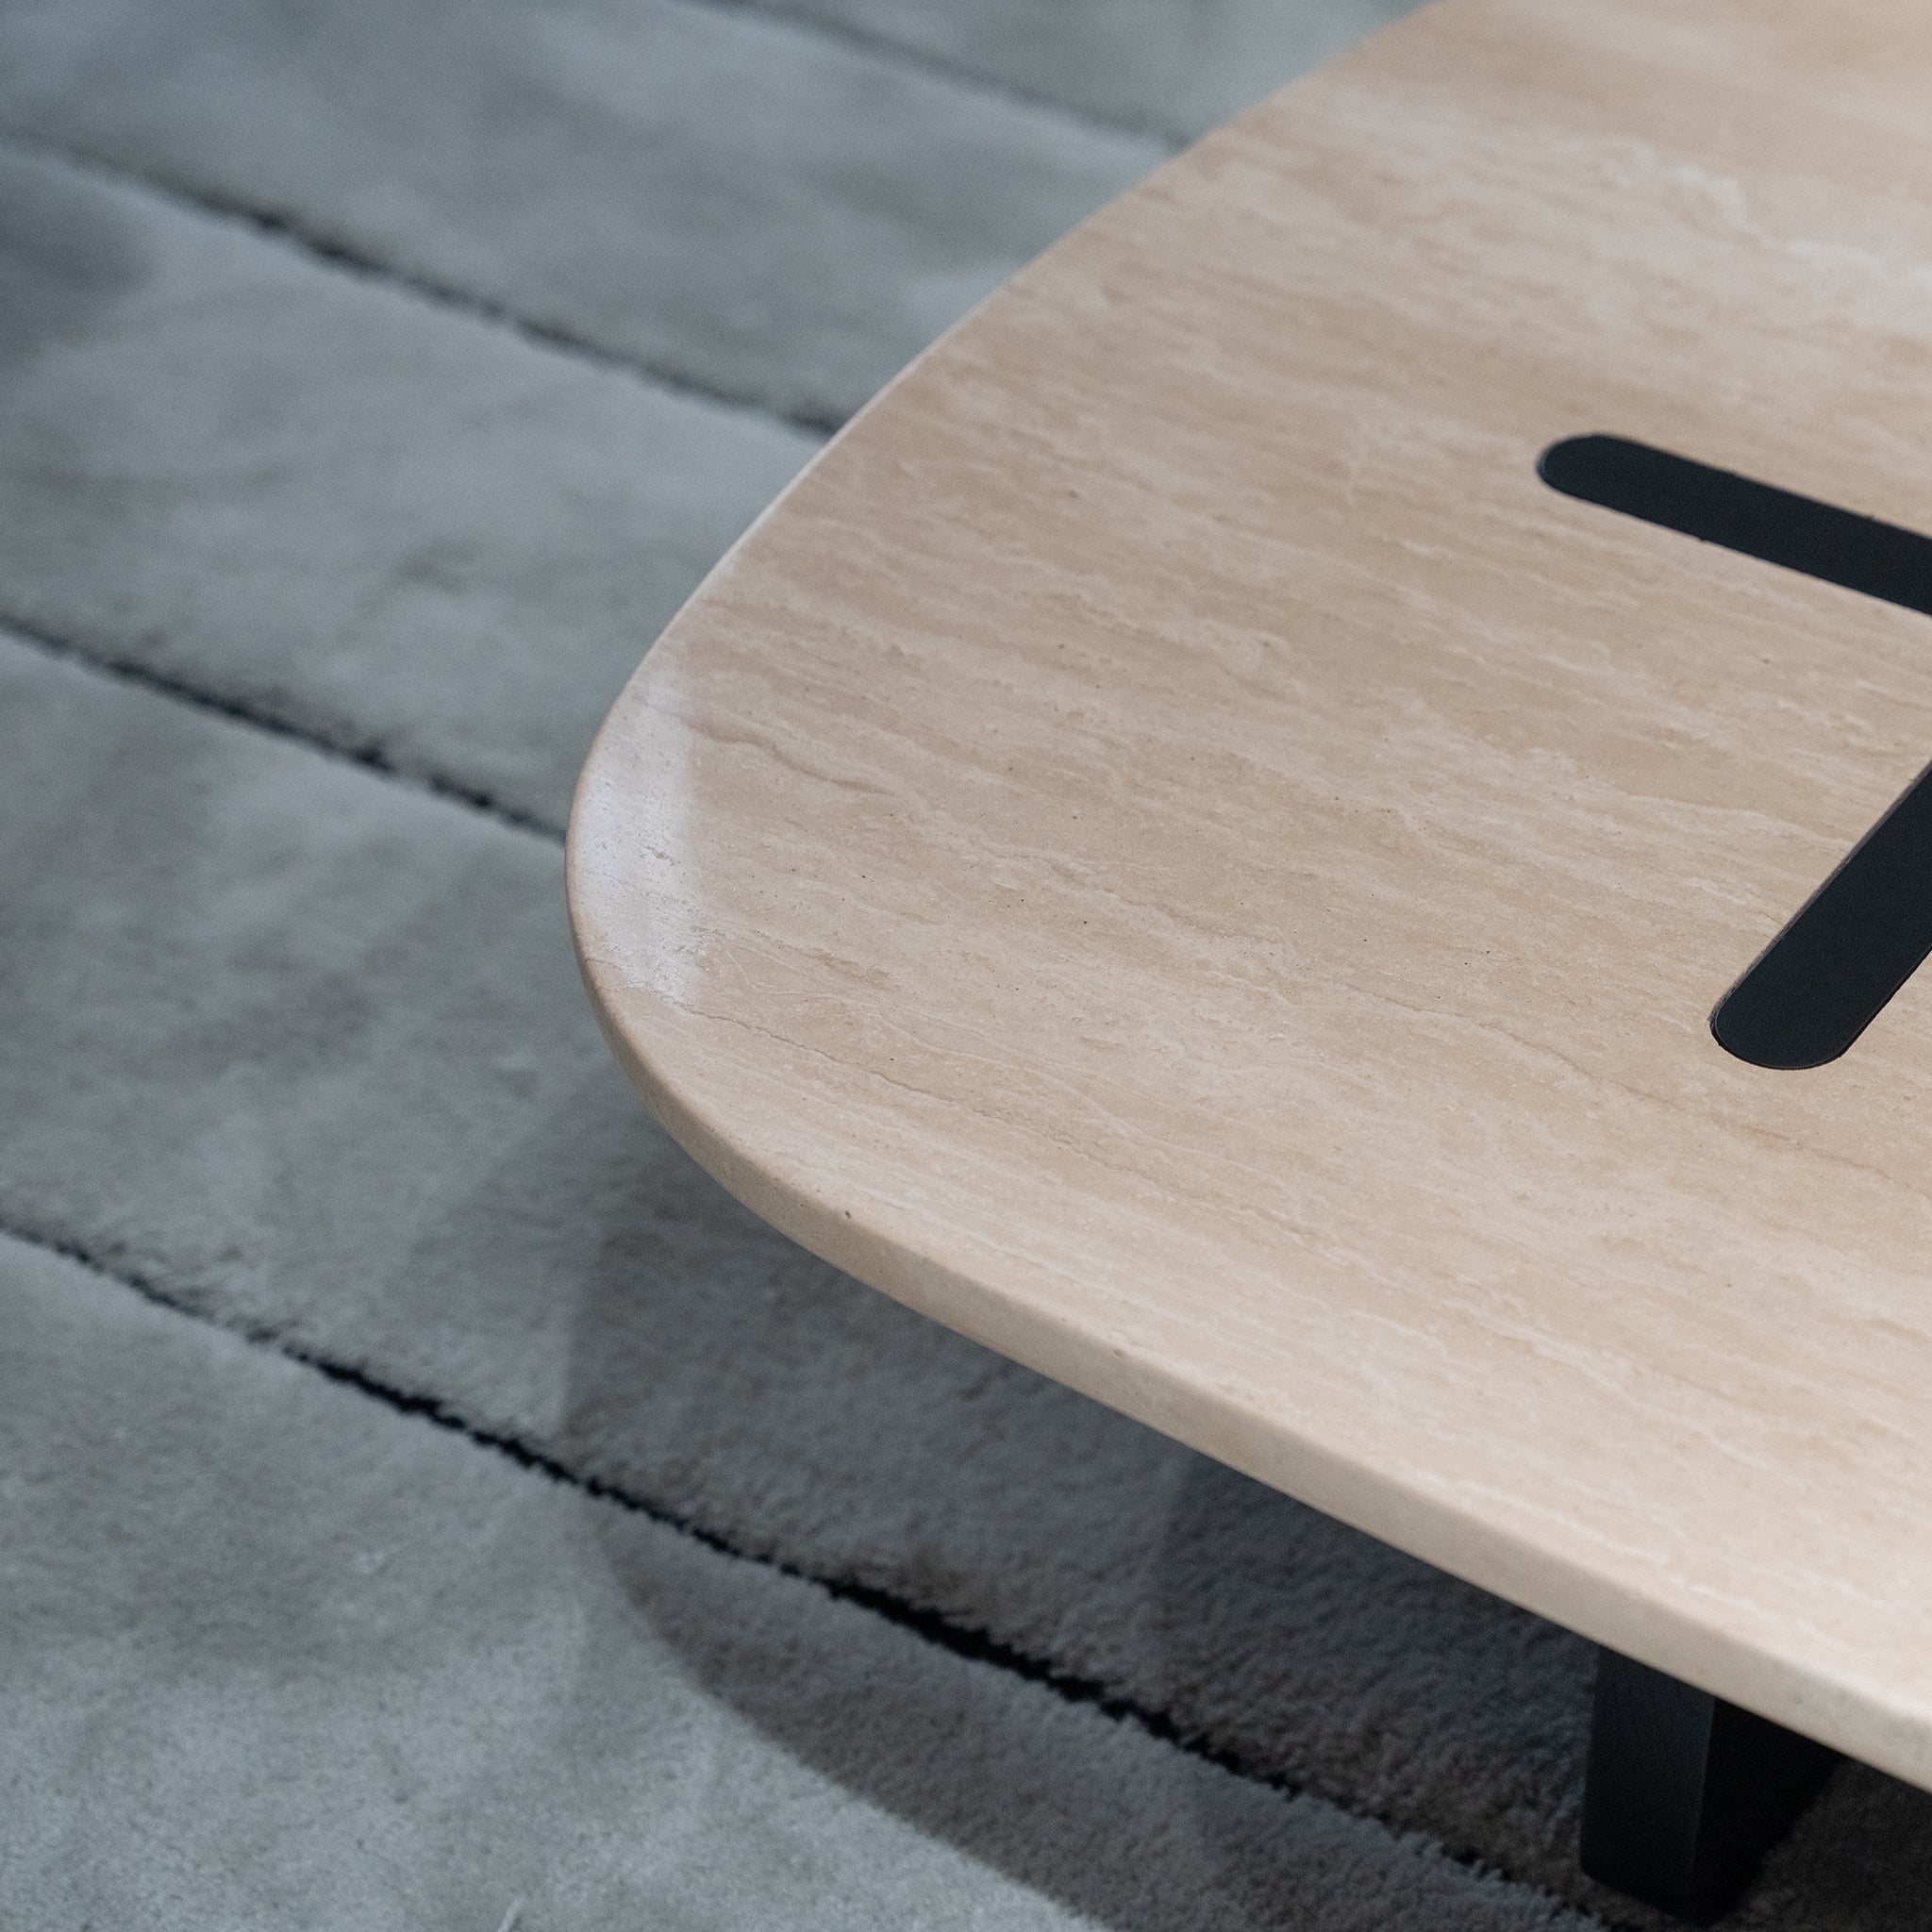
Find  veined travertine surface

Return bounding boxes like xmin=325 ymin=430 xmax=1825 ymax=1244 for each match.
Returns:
xmin=573 ymin=0 xmax=1932 ymax=1792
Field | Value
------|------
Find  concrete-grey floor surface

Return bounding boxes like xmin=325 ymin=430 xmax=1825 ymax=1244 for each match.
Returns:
xmin=4 ymin=1 xmax=1930 ymax=1925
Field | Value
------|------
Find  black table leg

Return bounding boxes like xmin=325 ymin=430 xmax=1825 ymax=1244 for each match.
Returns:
xmin=1580 ymin=1648 xmax=1838 ymax=1921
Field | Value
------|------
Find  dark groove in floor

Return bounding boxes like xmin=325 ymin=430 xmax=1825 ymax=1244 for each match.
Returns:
xmin=0 ymin=132 xmax=844 ymax=441
xmin=0 ymin=614 xmax=564 ymax=845
xmin=0 ymin=1205 xmax=1624 ymax=1931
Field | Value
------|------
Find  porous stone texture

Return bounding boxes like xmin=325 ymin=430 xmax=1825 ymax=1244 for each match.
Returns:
xmin=0 ymin=0 xmax=1923 ymax=1925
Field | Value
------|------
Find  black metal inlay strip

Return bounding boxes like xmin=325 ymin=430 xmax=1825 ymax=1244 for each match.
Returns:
xmin=1538 ymin=435 xmax=1932 ymax=617
xmin=1537 ymin=434 xmax=1932 ymax=1070
xmin=1709 ymin=762 xmax=1932 ymax=1069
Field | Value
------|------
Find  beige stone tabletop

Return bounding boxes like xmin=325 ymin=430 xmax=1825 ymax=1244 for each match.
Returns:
xmin=570 ymin=0 xmax=1932 ymax=1792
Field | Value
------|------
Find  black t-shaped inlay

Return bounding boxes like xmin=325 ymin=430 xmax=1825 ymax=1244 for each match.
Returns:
xmin=1539 ymin=434 xmax=1932 ymax=1070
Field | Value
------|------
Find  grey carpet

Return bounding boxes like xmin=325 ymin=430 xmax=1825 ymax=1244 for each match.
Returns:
xmin=0 ymin=0 xmax=1168 ymax=428
xmin=2 ymin=0 xmax=1924 ymax=1924
xmin=7 ymin=1236 xmax=1603 ymax=1931
xmin=0 ymin=143 xmax=815 ymax=831
xmin=725 ymin=0 xmax=1421 ymax=142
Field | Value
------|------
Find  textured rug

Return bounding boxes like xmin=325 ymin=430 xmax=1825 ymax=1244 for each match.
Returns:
xmin=4 ymin=2 xmax=1926 ymax=1926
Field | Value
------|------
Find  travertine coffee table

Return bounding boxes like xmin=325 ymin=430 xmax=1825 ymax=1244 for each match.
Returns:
xmin=569 ymin=0 xmax=1932 ymax=1914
